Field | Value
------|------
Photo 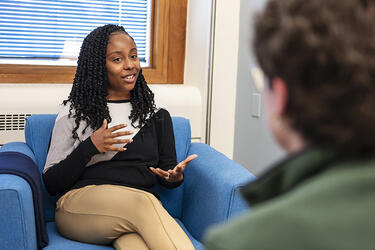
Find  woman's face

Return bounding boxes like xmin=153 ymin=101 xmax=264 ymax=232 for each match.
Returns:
xmin=106 ymin=32 xmax=140 ymax=100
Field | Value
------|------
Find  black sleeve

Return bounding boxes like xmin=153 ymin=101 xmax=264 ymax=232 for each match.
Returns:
xmin=42 ymin=137 xmax=99 ymax=196
xmin=155 ymin=109 xmax=183 ymax=188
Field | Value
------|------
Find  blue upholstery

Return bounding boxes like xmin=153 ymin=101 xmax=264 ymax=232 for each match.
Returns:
xmin=44 ymin=223 xmax=112 ymax=250
xmin=0 ymin=114 xmax=255 ymax=250
xmin=25 ymin=114 xmax=57 ymax=174
xmin=182 ymin=143 xmax=255 ymax=240
xmin=0 ymin=174 xmax=37 ymax=250
xmin=152 ymin=116 xmax=191 ymax=219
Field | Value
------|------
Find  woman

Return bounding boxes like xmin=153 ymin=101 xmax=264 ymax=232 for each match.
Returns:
xmin=43 ymin=24 xmax=196 ymax=250
xmin=204 ymin=0 xmax=375 ymax=249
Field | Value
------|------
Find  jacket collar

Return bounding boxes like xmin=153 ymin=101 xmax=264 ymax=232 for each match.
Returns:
xmin=241 ymin=146 xmax=340 ymax=206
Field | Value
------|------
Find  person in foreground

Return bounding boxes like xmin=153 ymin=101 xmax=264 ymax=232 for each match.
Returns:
xmin=43 ymin=24 xmax=197 ymax=250
xmin=204 ymin=0 xmax=375 ymax=249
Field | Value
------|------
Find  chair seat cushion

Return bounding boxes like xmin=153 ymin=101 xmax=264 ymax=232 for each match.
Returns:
xmin=44 ymin=219 xmax=202 ymax=249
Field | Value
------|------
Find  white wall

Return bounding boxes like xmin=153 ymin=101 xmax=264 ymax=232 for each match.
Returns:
xmin=208 ymin=0 xmax=241 ymax=159
xmin=184 ymin=0 xmax=213 ymax=143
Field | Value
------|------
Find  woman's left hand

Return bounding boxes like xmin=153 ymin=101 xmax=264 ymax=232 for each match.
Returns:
xmin=149 ymin=154 xmax=198 ymax=182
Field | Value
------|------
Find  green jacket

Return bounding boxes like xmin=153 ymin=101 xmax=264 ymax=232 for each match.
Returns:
xmin=204 ymin=147 xmax=375 ymax=250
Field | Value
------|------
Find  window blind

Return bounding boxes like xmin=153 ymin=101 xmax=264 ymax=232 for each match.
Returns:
xmin=0 ymin=0 xmax=151 ymax=66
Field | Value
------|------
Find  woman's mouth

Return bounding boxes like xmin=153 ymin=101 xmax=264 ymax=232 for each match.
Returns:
xmin=121 ymin=74 xmax=136 ymax=83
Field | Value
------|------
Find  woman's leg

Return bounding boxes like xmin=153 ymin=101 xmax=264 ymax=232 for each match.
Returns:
xmin=113 ymin=233 xmax=149 ymax=250
xmin=122 ymin=187 xmax=194 ymax=250
xmin=56 ymin=185 xmax=134 ymax=245
xmin=55 ymin=185 xmax=194 ymax=250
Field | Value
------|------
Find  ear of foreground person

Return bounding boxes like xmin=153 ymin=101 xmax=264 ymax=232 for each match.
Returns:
xmin=203 ymin=0 xmax=375 ymax=249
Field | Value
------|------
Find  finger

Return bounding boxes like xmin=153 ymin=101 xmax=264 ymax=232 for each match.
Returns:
xmin=175 ymin=164 xmax=184 ymax=173
xmin=156 ymin=168 xmax=170 ymax=178
xmin=108 ymin=123 xmax=127 ymax=133
xmin=149 ymin=167 xmax=166 ymax=178
xmin=172 ymin=164 xmax=186 ymax=175
xmin=168 ymin=169 xmax=177 ymax=175
xmin=111 ymin=131 xmax=133 ymax=138
xmin=178 ymin=155 xmax=197 ymax=168
xmin=149 ymin=167 xmax=161 ymax=176
xmin=105 ymin=145 xmax=127 ymax=152
xmin=105 ymin=137 xmax=133 ymax=143
xmin=108 ymin=138 xmax=133 ymax=144
xmin=99 ymin=119 xmax=108 ymax=131
xmin=183 ymin=154 xmax=198 ymax=164
xmin=168 ymin=169 xmax=183 ymax=180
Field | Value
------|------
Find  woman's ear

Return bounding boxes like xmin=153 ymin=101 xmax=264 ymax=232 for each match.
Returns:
xmin=270 ymin=77 xmax=288 ymax=117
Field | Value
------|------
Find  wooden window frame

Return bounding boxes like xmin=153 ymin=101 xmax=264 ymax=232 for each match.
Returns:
xmin=0 ymin=0 xmax=187 ymax=84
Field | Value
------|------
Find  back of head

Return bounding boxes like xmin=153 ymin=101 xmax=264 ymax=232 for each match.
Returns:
xmin=254 ymin=0 xmax=375 ymax=152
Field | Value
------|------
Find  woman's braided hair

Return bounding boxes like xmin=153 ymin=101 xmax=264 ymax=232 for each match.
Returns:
xmin=64 ymin=24 xmax=156 ymax=140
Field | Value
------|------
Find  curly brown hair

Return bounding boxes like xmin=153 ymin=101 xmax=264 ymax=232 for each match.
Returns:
xmin=254 ymin=0 xmax=375 ymax=150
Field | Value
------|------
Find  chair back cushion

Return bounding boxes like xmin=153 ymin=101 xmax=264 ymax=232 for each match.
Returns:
xmin=25 ymin=114 xmax=58 ymax=173
xmin=25 ymin=114 xmax=191 ymax=221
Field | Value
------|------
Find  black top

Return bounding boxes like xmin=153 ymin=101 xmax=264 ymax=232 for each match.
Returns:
xmin=43 ymin=102 xmax=182 ymax=197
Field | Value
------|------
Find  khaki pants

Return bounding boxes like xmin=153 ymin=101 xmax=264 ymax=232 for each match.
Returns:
xmin=55 ymin=185 xmax=195 ymax=250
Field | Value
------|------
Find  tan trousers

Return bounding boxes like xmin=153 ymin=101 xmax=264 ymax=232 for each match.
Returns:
xmin=55 ymin=185 xmax=195 ymax=250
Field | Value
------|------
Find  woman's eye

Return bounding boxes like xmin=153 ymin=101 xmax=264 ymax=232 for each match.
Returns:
xmin=113 ymin=57 xmax=121 ymax=62
xmin=131 ymin=54 xmax=138 ymax=59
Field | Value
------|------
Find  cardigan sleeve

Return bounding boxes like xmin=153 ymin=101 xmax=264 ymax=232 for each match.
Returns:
xmin=155 ymin=109 xmax=183 ymax=188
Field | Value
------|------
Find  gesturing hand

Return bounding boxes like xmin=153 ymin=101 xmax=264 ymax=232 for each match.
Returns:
xmin=149 ymin=154 xmax=198 ymax=182
xmin=90 ymin=119 xmax=133 ymax=153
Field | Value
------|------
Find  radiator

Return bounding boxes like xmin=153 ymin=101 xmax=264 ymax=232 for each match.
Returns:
xmin=0 ymin=84 xmax=202 ymax=145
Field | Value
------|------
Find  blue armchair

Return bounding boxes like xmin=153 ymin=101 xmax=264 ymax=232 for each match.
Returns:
xmin=0 ymin=114 xmax=255 ymax=250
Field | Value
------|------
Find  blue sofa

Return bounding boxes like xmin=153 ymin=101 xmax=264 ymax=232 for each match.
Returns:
xmin=0 ymin=114 xmax=255 ymax=250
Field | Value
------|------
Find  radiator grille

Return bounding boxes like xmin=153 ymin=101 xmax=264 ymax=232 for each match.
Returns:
xmin=0 ymin=114 xmax=32 ymax=131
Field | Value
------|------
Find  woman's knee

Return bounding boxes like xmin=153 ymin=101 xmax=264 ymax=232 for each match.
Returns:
xmin=55 ymin=209 xmax=122 ymax=245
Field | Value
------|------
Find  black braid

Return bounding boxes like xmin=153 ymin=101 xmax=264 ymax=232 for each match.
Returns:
xmin=64 ymin=24 xmax=156 ymax=140
xmin=129 ymin=70 xmax=156 ymax=128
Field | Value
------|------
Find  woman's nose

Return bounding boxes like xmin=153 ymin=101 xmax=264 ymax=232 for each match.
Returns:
xmin=123 ymin=58 xmax=134 ymax=70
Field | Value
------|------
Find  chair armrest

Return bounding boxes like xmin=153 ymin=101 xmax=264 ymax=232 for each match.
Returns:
xmin=0 ymin=142 xmax=37 ymax=163
xmin=0 ymin=142 xmax=38 ymax=250
xmin=182 ymin=143 xmax=256 ymax=241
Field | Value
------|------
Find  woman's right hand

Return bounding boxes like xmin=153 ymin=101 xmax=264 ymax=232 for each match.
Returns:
xmin=90 ymin=119 xmax=133 ymax=153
